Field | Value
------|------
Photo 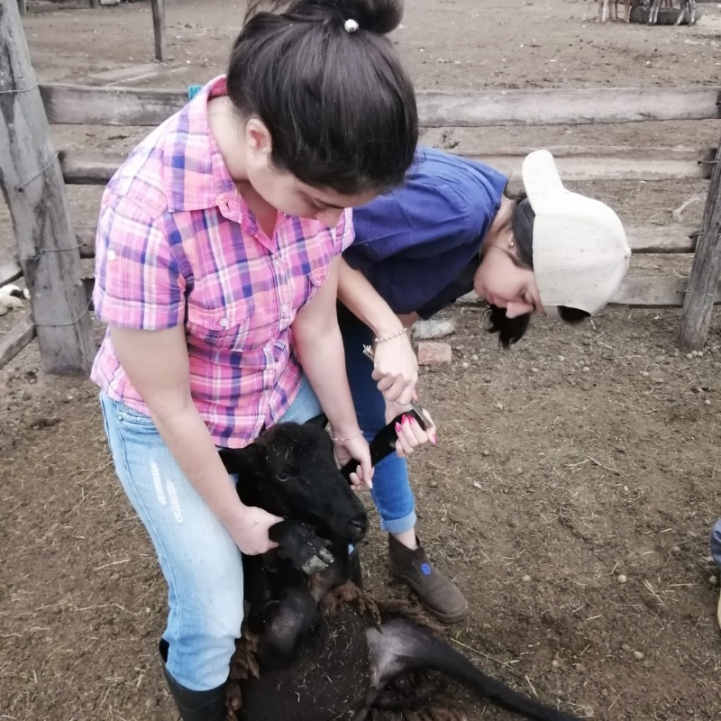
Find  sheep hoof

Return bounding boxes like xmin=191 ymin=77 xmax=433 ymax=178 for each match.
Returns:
xmin=302 ymin=551 xmax=333 ymax=575
xmin=272 ymin=520 xmax=335 ymax=574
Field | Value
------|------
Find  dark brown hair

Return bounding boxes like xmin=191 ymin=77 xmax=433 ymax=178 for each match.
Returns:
xmin=227 ymin=0 xmax=418 ymax=195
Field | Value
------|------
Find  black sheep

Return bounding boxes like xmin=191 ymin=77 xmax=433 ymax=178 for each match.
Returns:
xmin=219 ymin=422 xmax=583 ymax=721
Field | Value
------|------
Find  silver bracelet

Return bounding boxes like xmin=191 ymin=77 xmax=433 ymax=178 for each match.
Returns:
xmin=374 ymin=327 xmax=408 ymax=344
xmin=330 ymin=431 xmax=364 ymax=443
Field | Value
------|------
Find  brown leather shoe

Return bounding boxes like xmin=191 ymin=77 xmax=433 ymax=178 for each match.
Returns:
xmin=387 ymin=534 xmax=468 ymax=624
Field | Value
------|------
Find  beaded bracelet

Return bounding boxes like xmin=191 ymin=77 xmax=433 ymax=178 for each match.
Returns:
xmin=330 ymin=431 xmax=364 ymax=443
xmin=374 ymin=327 xmax=408 ymax=344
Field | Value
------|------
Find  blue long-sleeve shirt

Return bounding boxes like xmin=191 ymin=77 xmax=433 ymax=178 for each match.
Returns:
xmin=345 ymin=147 xmax=508 ymax=318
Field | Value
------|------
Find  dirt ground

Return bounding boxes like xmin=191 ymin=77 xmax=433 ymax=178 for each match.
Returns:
xmin=2 ymin=0 xmax=721 ymax=719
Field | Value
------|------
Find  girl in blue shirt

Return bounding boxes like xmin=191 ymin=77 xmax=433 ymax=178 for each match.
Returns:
xmin=338 ymin=147 xmax=631 ymax=623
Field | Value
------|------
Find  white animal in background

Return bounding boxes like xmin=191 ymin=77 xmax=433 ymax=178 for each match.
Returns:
xmin=0 ymin=284 xmax=29 ymax=317
xmin=598 ymin=0 xmax=618 ymax=23
xmin=598 ymin=0 xmax=637 ymax=23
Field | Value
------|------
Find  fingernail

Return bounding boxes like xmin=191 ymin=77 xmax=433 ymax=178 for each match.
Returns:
xmin=402 ymin=414 xmax=411 ymax=425
xmin=429 ymin=431 xmax=437 ymax=445
xmin=395 ymin=422 xmax=402 ymax=434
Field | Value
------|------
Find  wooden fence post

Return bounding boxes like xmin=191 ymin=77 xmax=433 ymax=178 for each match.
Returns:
xmin=0 ymin=0 xmax=96 ymax=375
xmin=151 ymin=0 xmax=165 ymax=62
xmin=677 ymin=140 xmax=721 ymax=350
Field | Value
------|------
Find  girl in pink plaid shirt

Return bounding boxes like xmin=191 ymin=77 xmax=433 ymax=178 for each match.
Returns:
xmin=92 ymin=1 xmax=431 ymax=717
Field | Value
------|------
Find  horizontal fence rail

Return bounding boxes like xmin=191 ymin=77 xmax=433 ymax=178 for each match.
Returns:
xmin=417 ymin=86 xmax=721 ymax=127
xmin=57 ymin=145 xmax=716 ymax=186
xmin=7 ymin=264 xmax=714 ymax=311
xmin=40 ymin=83 xmax=721 ymax=128
xmin=458 ymin=276 xmax=721 ymax=310
xmin=0 ymin=223 xmax=699 ymax=285
xmin=2 ymin=267 xmax=715 ymax=370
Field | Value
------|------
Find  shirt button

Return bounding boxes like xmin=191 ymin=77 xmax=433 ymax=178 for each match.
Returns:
xmin=219 ymin=317 xmax=230 ymax=328
xmin=107 ymin=249 xmax=116 ymax=261
xmin=264 ymin=343 xmax=271 ymax=352
xmin=280 ymin=304 xmax=288 ymax=314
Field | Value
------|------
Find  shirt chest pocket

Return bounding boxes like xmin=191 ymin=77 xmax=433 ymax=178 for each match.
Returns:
xmin=186 ymin=298 xmax=262 ymax=353
xmin=297 ymin=245 xmax=334 ymax=308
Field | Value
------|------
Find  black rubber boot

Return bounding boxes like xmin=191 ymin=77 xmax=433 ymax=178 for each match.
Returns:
xmin=159 ymin=639 xmax=227 ymax=721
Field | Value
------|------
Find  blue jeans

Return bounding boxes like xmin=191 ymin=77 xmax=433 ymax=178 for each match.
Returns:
xmin=712 ymin=519 xmax=721 ymax=568
xmin=99 ymin=377 xmax=322 ymax=691
xmin=340 ymin=312 xmax=417 ymax=535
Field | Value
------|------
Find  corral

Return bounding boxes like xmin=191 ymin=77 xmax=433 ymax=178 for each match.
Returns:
xmin=1 ymin=1 xmax=721 ymax=719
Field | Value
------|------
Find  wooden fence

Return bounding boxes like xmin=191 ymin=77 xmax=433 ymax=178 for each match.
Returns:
xmin=1 ymin=0 xmax=720 ymax=373
xmin=18 ymin=0 xmax=166 ymax=62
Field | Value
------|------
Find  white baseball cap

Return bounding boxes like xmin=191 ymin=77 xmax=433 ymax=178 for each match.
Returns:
xmin=522 ymin=149 xmax=631 ymax=316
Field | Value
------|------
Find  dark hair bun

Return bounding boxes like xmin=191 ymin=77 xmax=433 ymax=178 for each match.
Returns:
xmin=246 ymin=0 xmax=404 ymax=35
xmin=334 ymin=0 xmax=404 ymax=34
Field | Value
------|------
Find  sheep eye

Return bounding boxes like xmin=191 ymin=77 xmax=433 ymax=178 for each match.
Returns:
xmin=277 ymin=471 xmax=291 ymax=483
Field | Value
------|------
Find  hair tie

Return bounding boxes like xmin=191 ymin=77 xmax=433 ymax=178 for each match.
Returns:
xmin=344 ymin=18 xmax=359 ymax=33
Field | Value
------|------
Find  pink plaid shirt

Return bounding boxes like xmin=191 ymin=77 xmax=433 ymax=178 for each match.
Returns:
xmin=91 ymin=76 xmax=354 ymax=447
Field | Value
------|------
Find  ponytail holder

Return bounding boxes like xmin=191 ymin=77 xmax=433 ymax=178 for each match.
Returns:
xmin=344 ymin=18 xmax=359 ymax=33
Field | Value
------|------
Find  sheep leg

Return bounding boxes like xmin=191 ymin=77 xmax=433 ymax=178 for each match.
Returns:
xmin=242 ymin=554 xmax=274 ymax=633
xmin=252 ymin=538 xmax=357 ymax=670
xmin=256 ymin=582 xmax=319 ymax=670
xmin=269 ymin=519 xmax=335 ymax=574
xmin=365 ymin=618 xmax=582 ymax=721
